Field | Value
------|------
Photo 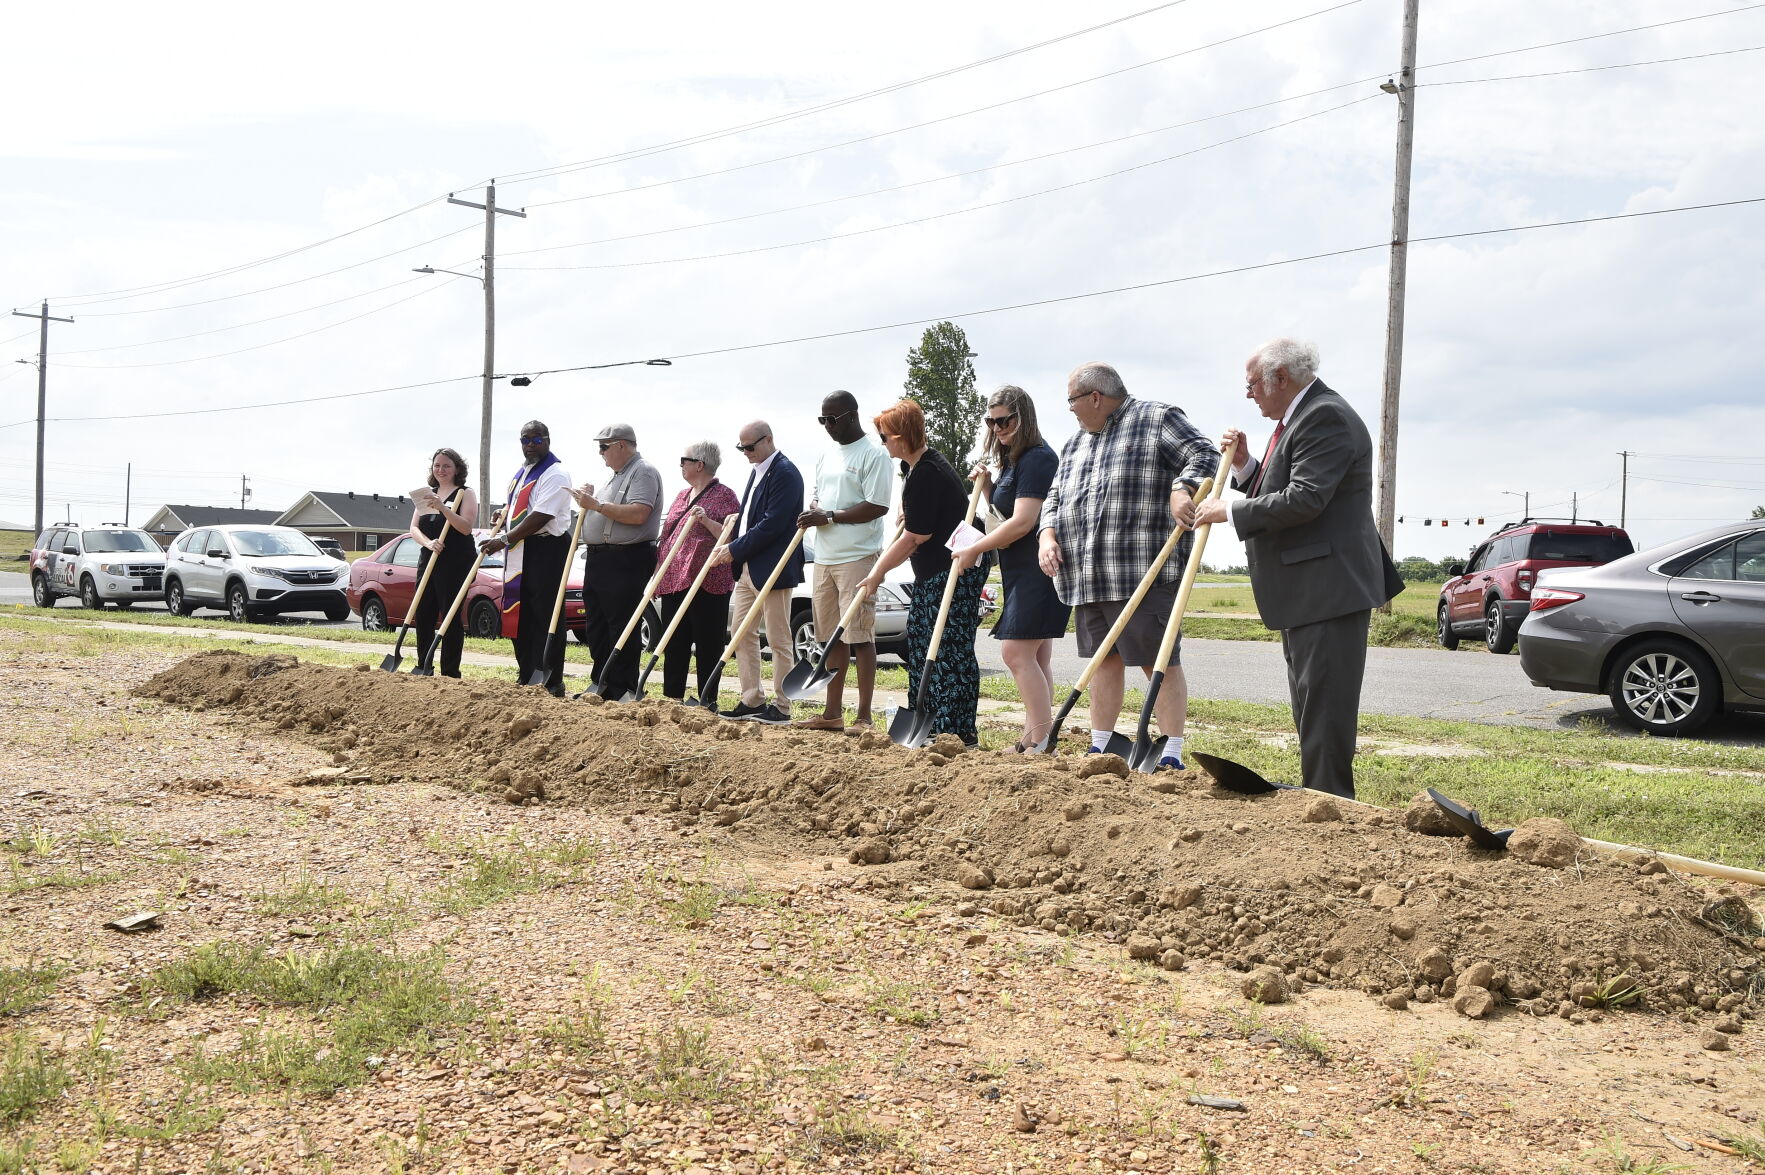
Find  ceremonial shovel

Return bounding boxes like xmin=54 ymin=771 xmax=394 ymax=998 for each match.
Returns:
xmin=888 ymin=482 xmax=988 ymax=748
xmin=524 ymin=505 xmax=591 ymax=686
xmin=409 ymin=509 xmax=504 ymax=676
xmin=1032 ymin=518 xmax=1192 ymax=755
xmin=698 ymin=525 xmax=809 ymax=710
xmin=585 ymin=511 xmax=696 ymax=699
xmin=632 ymin=516 xmax=738 ymax=700
xmin=778 ymin=523 xmax=906 ymax=703
xmin=381 ymin=491 xmax=456 ymax=673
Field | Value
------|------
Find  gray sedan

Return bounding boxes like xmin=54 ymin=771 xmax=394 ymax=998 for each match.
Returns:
xmin=1518 ymin=521 xmax=1765 ymax=735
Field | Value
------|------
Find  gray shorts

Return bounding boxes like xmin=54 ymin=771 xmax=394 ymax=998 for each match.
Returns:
xmin=1075 ymin=582 xmax=1182 ymax=668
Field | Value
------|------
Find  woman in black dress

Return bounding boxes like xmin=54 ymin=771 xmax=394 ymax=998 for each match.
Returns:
xmin=956 ymin=386 xmax=1069 ymax=751
xmin=860 ymin=398 xmax=988 ymax=745
xmin=408 ymin=447 xmax=478 ymax=678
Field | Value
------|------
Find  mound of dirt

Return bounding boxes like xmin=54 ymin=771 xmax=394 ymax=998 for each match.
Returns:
xmin=139 ymin=651 xmax=1763 ymax=1020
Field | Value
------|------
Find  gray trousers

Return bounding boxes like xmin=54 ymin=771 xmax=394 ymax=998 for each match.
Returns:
xmin=1280 ymin=609 xmax=1370 ymax=799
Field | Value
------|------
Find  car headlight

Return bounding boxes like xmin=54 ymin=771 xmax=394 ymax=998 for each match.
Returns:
xmin=257 ymin=567 xmax=291 ymax=582
xmin=99 ymin=562 xmax=124 ymax=575
xmin=874 ymin=585 xmax=909 ymax=612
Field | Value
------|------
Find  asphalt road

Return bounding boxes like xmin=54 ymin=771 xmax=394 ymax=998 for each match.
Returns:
xmin=19 ymin=566 xmax=1760 ymax=742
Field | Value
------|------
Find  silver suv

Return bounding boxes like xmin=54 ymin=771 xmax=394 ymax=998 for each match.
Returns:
xmin=28 ymin=525 xmax=167 ymax=609
xmin=163 ymin=525 xmax=349 ymax=622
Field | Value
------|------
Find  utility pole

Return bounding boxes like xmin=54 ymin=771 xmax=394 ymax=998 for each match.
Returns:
xmin=10 ymin=300 xmax=74 ymax=536
xmin=125 ymin=463 xmax=132 ymax=527
xmin=240 ymin=474 xmax=252 ymax=511
xmin=1572 ymin=492 xmax=1578 ymax=524
xmin=1618 ymin=451 xmax=1630 ymax=529
xmin=446 ymin=183 xmax=528 ymax=526
xmin=1374 ymin=0 xmax=1420 ymax=612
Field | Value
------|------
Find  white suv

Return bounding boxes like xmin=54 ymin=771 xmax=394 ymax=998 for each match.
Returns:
xmin=162 ymin=525 xmax=349 ymax=622
xmin=28 ymin=525 xmax=167 ymax=609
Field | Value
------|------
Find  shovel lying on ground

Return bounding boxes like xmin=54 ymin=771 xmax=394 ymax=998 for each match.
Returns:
xmin=585 ymin=509 xmax=697 ymax=698
xmin=628 ymin=516 xmax=739 ymax=701
xmin=1128 ymin=461 xmax=1229 ymax=771
xmin=889 ymin=482 xmax=988 ymax=748
xmin=779 ymin=522 xmax=906 ymax=703
xmin=409 ymin=509 xmax=504 ymax=676
xmin=1189 ymin=750 xmax=1301 ymax=794
xmin=524 ymin=503 xmax=592 ymax=686
xmin=1032 ymin=517 xmax=1193 ymax=755
xmin=1426 ymin=788 xmax=1513 ymax=850
xmin=698 ymin=524 xmax=809 ymax=710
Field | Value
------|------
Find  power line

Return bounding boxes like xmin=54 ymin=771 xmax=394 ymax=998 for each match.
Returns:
xmin=1423 ymin=43 xmax=1765 ymax=86
xmin=506 ymin=95 xmax=1380 ymax=272
xmin=1418 ymin=3 xmax=1765 ymax=75
xmin=1630 ymin=473 xmax=1765 ymax=491
xmin=493 ymin=0 xmax=1209 ymax=190
xmin=527 ymin=1 xmax=1374 ymax=210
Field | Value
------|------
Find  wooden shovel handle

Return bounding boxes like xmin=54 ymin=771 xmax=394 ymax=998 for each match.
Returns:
xmin=541 ymin=504 xmax=593 ymax=638
xmin=1073 ymin=521 xmax=1187 ymax=693
xmin=923 ymin=478 xmax=989 ymax=664
xmin=1149 ymin=439 xmax=1239 ymax=669
xmin=400 ymin=489 xmax=464 ymax=626
xmin=836 ymin=522 xmax=907 ymax=632
xmin=716 ymin=524 xmax=808 ymax=661
xmin=434 ymin=509 xmax=506 ymax=634
xmin=651 ymin=516 xmax=739 ymax=655
xmin=611 ymin=507 xmax=699 ymax=652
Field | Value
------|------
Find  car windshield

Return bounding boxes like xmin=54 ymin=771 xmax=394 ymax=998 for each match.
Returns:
xmin=1525 ymin=533 xmax=1633 ymax=563
xmin=82 ymin=530 xmax=157 ymax=554
xmin=232 ymin=530 xmax=322 ymax=558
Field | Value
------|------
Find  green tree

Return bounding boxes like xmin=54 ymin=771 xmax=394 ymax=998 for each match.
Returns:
xmin=904 ymin=321 xmax=981 ymax=468
xmin=1751 ymin=505 xmax=1765 ymax=519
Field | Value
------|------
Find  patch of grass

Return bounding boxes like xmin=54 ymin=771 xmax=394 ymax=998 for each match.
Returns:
xmin=428 ymin=833 xmax=593 ymax=914
xmin=1 ymin=827 xmax=60 ymax=857
xmin=621 ymin=1021 xmax=733 ymax=1105
xmin=863 ymin=976 xmax=937 ymax=1026
xmin=542 ymin=966 xmax=615 ymax=1059
xmin=666 ymin=881 xmax=723 ymax=928
xmin=0 ymin=1031 xmax=71 ymax=1128
xmin=1599 ymin=1133 xmax=1686 ymax=1174
xmin=252 ymin=872 xmax=349 ymax=918
xmin=1111 ymin=1012 xmax=1169 ymax=1059
xmin=3 ymin=863 xmax=121 ymax=896
xmin=800 ymin=1106 xmax=917 ymax=1163
xmin=0 ymin=963 xmax=62 ymax=1018
xmin=1368 ymin=610 xmax=1437 ymax=648
xmin=1272 ymin=1021 xmax=1333 ymax=1061
xmin=118 ymin=1072 xmax=224 ymax=1139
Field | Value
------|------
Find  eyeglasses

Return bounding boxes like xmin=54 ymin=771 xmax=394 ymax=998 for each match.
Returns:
xmin=1065 ymin=390 xmax=1093 ymax=405
xmin=679 ymin=457 xmax=702 ymax=466
xmin=817 ymin=409 xmax=856 ymax=426
xmin=876 ymin=431 xmax=893 ymax=444
xmin=519 ymin=434 xmax=548 ymax=444
xmin=1246 ymin=373 xmax=1266 ymax=391
xmin=597 ymin=441 xmax=615 ymax=452
xmin=734 ymin=434 xmax=769 ymax=453
xmin=986 ymin=412 xmax=1018 ymax=430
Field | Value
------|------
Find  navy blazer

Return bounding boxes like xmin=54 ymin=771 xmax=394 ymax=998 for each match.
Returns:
xmin=728 ymin=452 xmax=806 ymax=590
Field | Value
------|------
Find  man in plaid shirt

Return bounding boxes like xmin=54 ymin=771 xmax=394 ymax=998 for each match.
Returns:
xmin=1038 ymin=362 xmax=1219 ymax=766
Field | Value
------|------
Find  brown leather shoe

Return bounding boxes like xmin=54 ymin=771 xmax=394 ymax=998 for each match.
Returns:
xmin=792 ymin=715 xmax=845 ymax=732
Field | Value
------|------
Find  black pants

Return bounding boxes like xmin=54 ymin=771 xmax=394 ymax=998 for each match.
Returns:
xmin=512 ymin=532 xmax=570 ymax=694
xmin=659 ymin=588 xmax=730 ymax=700
xmin=413 ymin=557 xmax=470 ymax=677
xmin=1281 ymin=609 xmax=1370 ymax=799
xmin=583 ymin=543 xmax=656 ymax=698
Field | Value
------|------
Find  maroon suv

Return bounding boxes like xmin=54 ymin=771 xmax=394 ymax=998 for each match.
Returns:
xmin=1438 ymin=519 xmax=1633 ymax=653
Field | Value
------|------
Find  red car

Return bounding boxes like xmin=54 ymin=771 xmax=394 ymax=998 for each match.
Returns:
xmin=1438 ymin=518 xmax=1633 ymax=654
xmin=347 ymin=533 xmax=588 ymax=639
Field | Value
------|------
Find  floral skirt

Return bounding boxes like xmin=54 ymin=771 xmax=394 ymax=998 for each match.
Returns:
xmin=903 ymin=563 xmax=988 ymax=743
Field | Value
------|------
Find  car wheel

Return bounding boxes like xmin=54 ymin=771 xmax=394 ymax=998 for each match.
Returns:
xmin=792 ymin=608 xmax=819 ymax=665
xmin=1436 ymin=602 xmax=1459 ymax=650
xmin=31 ymin=573 xmax=55 ymax=608
xmin=322 ymin=600 xmax=349 ymax=623
xmin=468 ymin=597 xmax=500 ymax=639
xmin=165 ymin=579 xmax=195 ymax=616
xmin=115 ymin=600 xmax=134 ymax=609
xmin=1484 ymin=598 xmax=1516 ymax=654
xmin=226 ymin=582 xmax=253 ymax=623
xmin=1607 ymin=639 xmax=1721 ymax=736
xmin=638 ymin=603 xmax=661 ymax=652
xmin=360 ymin=595 xmax=389 ymax=631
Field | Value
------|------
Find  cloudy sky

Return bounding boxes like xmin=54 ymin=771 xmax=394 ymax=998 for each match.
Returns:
xmin=4 ymin=0 xmax=1763 ymax=566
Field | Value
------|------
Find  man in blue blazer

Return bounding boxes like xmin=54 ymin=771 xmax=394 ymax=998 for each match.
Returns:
xmin=1196 ymin=339 xmax=1404 ymax=798
xmin=709 ymin=420 xmax=806 ymax=723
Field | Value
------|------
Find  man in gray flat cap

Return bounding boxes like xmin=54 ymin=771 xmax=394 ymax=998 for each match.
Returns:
xmin=570 ymin=423 xmax=662 ymax=699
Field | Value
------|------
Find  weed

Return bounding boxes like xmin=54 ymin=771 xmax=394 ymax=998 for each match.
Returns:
xmin=895 ymin=899 xmax=931 ymax=922
xmin=1196 ymin=1130 xmax=1223 ymax=1175
xmin=1223 ymin=1001 xmax=1266 ymax=1038
xmin=118 ymin=1073 xmax=224 ymax=1139
xmin=79 ymin=821 xmax=128 ymax=848
xmin=1584 ymin=974 xmax=1648 ymax=1010
xmin=253 ymin=871 xmax=349 ymax=917
xmin=863 ymin=977 xmax=936 ymax=1026
xmin=0 ymin=1135 xmax=38 ymax=1175
xmin=1379 ymin=1048 xmax=1436 ymax=1110
xmin=542 ymin=965 xmax=615 ymax=1058
xmin=1727 ymin=1125 xmax=1765 ymax=1163
xmin=1600 ymin=1133 xmax=1686 ymax=1173
xmin=1112 ymin=1012 xmax=1169 ymax=1059
xmin=0 ymin=1031 xmax=71 ymax=1127
xmin=800 ymin=1106 xmax=916 ymax=1163
xmin=1272 ymin=1021 xmax=1333 ymax=1061
xmin=3 ymin=862 xmax=120 ymax=896
xmin=0 ymin=962 xmax=61 ymax=1018
xmin=667 ymin=881 xmax=723 ymax=928
xmin=622 ymin=1021 xmax=732 ymax=1105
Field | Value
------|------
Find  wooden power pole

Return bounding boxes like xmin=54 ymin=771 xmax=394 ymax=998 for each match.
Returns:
xmin=1374 ymin=0 xmax=1420 ymax=608
xmin=10 ymin=300 xmax=74 ymax=536
xmin=446 ymin=183 xmax=527 ymax=526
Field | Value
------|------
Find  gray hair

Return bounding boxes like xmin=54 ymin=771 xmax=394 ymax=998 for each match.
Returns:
xmin=1254 ymin=338 xmax=1321 ymax=385
xmin=685 ymin=439 xmax=721 ymax=475
xmin=1069 ymin=362 xmax=1127 ymax=400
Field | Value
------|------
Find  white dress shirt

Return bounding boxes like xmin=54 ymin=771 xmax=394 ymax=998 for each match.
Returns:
xmin=1228 ymin=379 xmax=1316 ymax=524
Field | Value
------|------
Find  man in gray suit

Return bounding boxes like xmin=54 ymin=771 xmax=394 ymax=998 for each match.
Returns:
xmin=1195 ymin=339 xmax=1403 ymax=798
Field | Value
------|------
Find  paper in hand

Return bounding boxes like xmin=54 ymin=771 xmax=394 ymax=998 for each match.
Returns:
xmin=946 ymin=522 xmax=985 ymax=553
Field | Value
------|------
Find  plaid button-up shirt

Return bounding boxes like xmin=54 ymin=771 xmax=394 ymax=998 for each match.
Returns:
xmin=1040 ymin=397 xmax=1219 ymax=606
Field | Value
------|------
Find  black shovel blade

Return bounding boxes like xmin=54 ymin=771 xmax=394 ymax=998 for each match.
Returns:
xmin=779 ymin=649 xmax=836 ymax=702
xmin=1101 ymin=731 xmax=1133 ymax=759
xmin=407 ymin=662 xmax=435 ymax=677
xmin=698 ymin=662 xmax=727 ymax=711
xmin=888 ymin=706 xmax=932 ymax=748
xmin=1425 ymin=788 xmax=1513 ymax=851
xmin=1032 ymin=690 xmax=1082 ymax=754
xmin=379 ymin=652 xmax=403 ymax=672
xmin=1191 ymin=751 xmax=1296 ymax=795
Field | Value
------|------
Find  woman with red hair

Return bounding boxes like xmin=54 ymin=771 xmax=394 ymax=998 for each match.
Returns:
xmin=859 ymin=398 xmax=986 ymax=745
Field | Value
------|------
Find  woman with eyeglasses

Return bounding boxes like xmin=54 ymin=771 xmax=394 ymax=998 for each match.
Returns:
xmin=652 ymin=440 xmax=741 ymax=701
xmin=860 ymin=398 xmax=988 ymax=746
xmin=406 ymin=446 xmax=478 ymax=678
xmin=954 ymin=386 xmax=1070 ymax=751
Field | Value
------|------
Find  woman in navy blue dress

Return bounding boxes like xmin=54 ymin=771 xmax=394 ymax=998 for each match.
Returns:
xmin=955 ymin=386 xmax=1069 ymax=751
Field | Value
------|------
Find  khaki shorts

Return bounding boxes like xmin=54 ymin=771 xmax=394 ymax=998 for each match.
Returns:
xmin=811 ymin=555 xmax=878 ymax=647
xmin=1075 ymin=582 xmax=1181 ymax=668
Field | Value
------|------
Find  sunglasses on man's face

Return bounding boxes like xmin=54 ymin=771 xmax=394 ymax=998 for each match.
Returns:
xmin=597 ymin=441 xmax=616 ymax=452
xmin=986 ymin=412 xmax=1018 ymax=430
xmin=520 ymin=434 xmax=548 ymax=444
xmin=679 ymin=457 xmax=702 ymax=466
xmin=734 ymin=435 xmax=769 ymax=453
xmin=817 ymin=409 xmax=855 ymax=426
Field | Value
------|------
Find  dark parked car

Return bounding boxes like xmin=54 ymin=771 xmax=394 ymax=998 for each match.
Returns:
xmin=1438 ymin=519 xmax=1633 ymax=653
xmin=1517 ymin=521 xmax=1765 ymax=735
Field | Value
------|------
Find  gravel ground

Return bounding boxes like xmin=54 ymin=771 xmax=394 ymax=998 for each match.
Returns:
xmin=1 ymin=629 xmax=1761 ymax=1174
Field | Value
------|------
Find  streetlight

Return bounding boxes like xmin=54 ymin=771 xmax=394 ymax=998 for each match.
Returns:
xmin=413 ymin=266 xmax=481 ymax=282
xmin=1500 ymin=490 xmax=1529 ymax=519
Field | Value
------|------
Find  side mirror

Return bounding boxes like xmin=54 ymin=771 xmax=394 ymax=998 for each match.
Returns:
xmin=62 ymin=546 xmax=79 ymax=556
xmin=1446 ymin=563 xmax=1465 ymax=578
xmin=206 ymin=548 xmax=226 ymax=559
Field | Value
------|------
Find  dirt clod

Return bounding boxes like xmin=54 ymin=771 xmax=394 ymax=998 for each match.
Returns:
xmin=953 ymin=862 xmax=994 ymax=890
xmin=1452 ymin=984 xmax=1497 ymax=1019
xmin=1403 ymin=792 xmax=1461 ymax=836
xmin=1241 ymin=965 xmax=1291 ymax=1004
xmin=1076 ymin=753 xmax=1128 ymax=780
xmin=1302 ymin=798 xmax=1342 ymax=823
xmin=848 ymin=838 xmax=891 ymax=865
xmin=1700 ymin=1028 xmax=1732 ymax=1051
xmin=1506 ymin=818 xmax=1582 ymax=869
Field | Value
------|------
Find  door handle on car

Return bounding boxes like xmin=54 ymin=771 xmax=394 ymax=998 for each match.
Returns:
xmin=1680 ymin=591 xmax=1722 ymax=604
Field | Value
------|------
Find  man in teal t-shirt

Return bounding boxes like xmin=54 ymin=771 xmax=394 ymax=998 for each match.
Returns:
xmin=795 ymin=390 xmax=893 ymax=732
